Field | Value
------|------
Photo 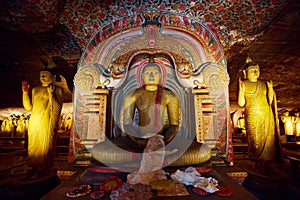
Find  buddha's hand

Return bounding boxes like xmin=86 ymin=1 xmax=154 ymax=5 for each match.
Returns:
xmin=22 ymin=81 xmax=30 ymax=93
xmin=238 ymin=78 xmax=244 ymax=92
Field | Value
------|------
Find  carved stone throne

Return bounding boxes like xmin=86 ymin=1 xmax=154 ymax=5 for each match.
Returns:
xmin=70 ymin=11 xmax=232 ymax=169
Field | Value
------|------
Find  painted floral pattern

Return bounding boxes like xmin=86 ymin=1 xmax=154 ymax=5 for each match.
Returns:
xmin=0 ymin=0 xmax=289 ymax=60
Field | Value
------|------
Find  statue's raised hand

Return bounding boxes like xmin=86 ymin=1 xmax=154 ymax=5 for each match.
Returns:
xmin=22 ymin=81 xmax=30 ymax=93
xmin=239 ymin=78 xmax=244 ymax=92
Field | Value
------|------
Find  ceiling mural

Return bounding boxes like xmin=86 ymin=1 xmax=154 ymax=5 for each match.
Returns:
xmin=80 ymin=12 xmax=225 ymax=67
xmin=1 ymin=0 xmax=300 ymax=111
xmin=34 ymin=25 xmax=82 ymax=60
xmin=0 ymin=0 xmax=290 ymax=60
xmin=0 ymin=0 xmax=63 ymax=33
xmin=59 ymin=0 xmax=289 ymax=50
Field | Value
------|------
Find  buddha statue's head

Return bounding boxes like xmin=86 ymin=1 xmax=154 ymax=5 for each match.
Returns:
xmin=141 ymin=63 xmax=162 ymax=91
xmin=243 ymin=62 xmax=260 ymax=82
xmin=283 ymin=111 xmax=289 ymax=116
xmin=40 ymin=69 xmax=54 ymax=87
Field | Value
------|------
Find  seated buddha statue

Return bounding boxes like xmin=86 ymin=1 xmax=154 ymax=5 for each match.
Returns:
xmin=122 ymin=62 xmax=179 ymax=147
xmin=123 ymin=63 xmax=181 ymax=183
xmin=91 ymin=61 xmax=211 ymax=168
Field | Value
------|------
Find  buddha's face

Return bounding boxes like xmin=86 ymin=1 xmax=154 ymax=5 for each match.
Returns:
xmin=284 ymin=111 xmax=289 ymax=116
xmin=40 ymin=70 xmax=53 ymax=86
xmin=142 ymin=65 xmax=161 ymax=86
xmin=246 ymin=65 xmax=260 ymax=82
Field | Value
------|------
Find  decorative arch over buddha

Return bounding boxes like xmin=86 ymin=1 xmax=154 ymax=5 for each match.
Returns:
xmin=70 ymin=10 xmax=232 ymax=166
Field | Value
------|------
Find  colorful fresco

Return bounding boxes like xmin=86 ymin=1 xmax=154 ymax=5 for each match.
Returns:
xmin=0 ymin=0 xmax=289 ymax=166
xmin=0 ymin=0 xmax=289 ymax=61
xmin=60 ymin=0 xmax=289 ymax=50
xmin=34 ymin=25 xmax=83 ymax=60
xmin=71 ymin=9 xmax=232 ymax=166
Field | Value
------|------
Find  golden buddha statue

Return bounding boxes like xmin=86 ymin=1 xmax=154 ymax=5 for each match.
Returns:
xmin=22 ymin=69 xmax=64 ymax=177
xmin=91 ymin=61 xmax=211 ymax=168
xmin=238 ymin=61 xmax=282 ymax=168
xmin=122 ymin=63 xmax=181 ymax=183
xmin=295 ymin=112 xmax=300 ymax=136
xmin=15 ymin=115 xmax=28 ymax=137
xmin=281 ymin=111 xmax=295 ymax=136
xmin=1 ymin=116 xmax=15 ymax=137
xmin=123 ymin=63 xmax=179 ymax=147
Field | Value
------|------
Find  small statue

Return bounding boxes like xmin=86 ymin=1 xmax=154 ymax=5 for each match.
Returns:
xmin=280 ymin=111 xmax=295 ymax=137
xmin=22 ymin=69 xmax=64 ymax=178
xmin=294 ymin=112 xmax=300 ymax=137
xmin=0 ymin=120 xmax=5 ymax=136
xmin=238 ymin=60 xmax=282 ymax=169
xmin=2 ymin=116 xmax=16 ymax=137
xmin=15 ymin=115 xmax=28 ymax=137
xmin=64 ymin=113 xmax=73 ymax=131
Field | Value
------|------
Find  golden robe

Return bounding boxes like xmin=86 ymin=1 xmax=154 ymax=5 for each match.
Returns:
xmin=26 ymin=85 xmax=63 ymax=169
xmin=243 ymin=81 xmax=278 ymax=162
xmin=123 ymin=88 xmax=179 ymax=146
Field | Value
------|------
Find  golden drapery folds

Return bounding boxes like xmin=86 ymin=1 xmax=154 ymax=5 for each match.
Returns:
xmin=123 ymin=88 xmax=179 ymax=146
xmin=26 ymin=86 xmax=63 ymax=168
xmin=123 ymin=63 xmax=179 ymax=147
xmin=238 ymin=61 xmax=282 ymax=164
xmin=22 ymin=70 xmax=64 ymax=171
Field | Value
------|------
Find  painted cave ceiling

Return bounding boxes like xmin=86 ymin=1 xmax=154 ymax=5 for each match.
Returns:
xmin=0 ymin=0 xmax=299 ymax=112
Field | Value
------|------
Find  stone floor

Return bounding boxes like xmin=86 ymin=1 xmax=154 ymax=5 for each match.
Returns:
xmin=234 ymin=159 xmax=300 ymax=200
